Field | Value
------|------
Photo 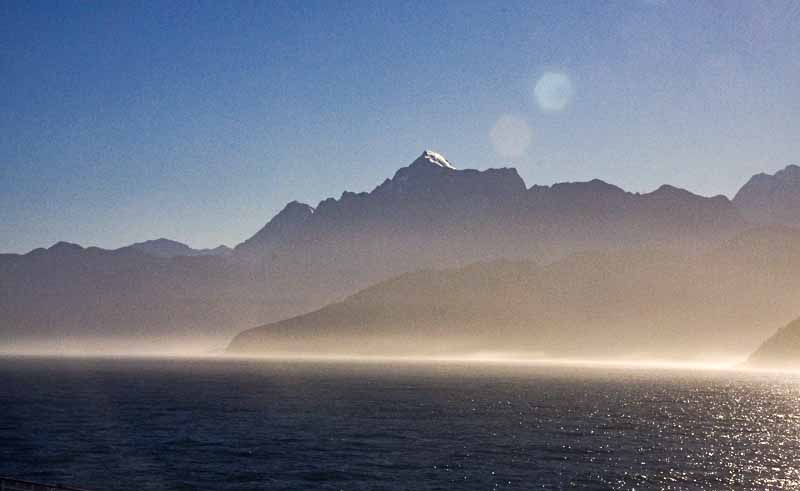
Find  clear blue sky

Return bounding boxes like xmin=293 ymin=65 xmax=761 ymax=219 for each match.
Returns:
xmin=2 ymin=1 xmax=799 ymax=253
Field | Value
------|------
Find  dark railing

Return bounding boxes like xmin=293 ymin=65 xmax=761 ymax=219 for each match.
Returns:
xmin=0 ymin=477 xmax=90 ymax=491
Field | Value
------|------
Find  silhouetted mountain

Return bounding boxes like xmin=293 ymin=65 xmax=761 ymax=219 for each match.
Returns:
xmin=734 ymin=164 xmax=800 ymax=226
xmin=747 ymin=317 xmax=800 ymax=369
xmin=230 ymin=150 xmax=746 ymax=301
xmin=228 ymin=226 xmax=800 ymax=360
xmin=123 ymin=238 xmax=232 ymax=258
xmin=0 ymin=151 xmax=777 ymax=354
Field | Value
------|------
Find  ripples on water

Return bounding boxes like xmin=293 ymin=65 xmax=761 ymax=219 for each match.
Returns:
xmin=0 ymin=357 xmax=799 ymax=490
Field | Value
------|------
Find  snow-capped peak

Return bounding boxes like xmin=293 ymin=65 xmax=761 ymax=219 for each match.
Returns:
xmin=416 ymin=150 xmax=455 ymax=170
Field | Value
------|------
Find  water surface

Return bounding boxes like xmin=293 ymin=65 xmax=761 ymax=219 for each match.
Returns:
xmin=1 ymin=356 xmax=798 ymax=490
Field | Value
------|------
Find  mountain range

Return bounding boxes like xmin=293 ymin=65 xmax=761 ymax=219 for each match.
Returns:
xmin=2 ymin=151 xmax=800 ymax=357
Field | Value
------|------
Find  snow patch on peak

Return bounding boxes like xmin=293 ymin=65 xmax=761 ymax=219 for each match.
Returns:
xmin=417 ymin=150 xmax=455 ymax=170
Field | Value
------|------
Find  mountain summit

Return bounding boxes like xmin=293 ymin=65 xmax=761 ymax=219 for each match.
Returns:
xmin=410 ymin=150 xmax=456 ymax=170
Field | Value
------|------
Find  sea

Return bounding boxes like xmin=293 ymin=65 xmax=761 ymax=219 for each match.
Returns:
xmin=0 ymin=356 xmax=798 ymax=490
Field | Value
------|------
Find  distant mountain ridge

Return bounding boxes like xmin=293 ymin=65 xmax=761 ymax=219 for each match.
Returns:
xmin=23 ymin=238 xmax=232 ymax=259
xmin=2 ymin=150 xmax=799 ymax=355
xmin=125 ymin=238 xmax=232 ymax=258
xmin=0 ymin=240 xmax=273 ymax=353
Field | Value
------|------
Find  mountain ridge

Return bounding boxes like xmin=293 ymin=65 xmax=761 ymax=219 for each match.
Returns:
xmin=232 ymin=151 xmax=745 ymax=270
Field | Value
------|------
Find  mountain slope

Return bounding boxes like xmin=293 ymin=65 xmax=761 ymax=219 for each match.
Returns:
xmin=734 ymin=164 xmax=800 ymax=226
xmin=228 ymin=226 xmax=800 ymax=360
xmin=747 ymin=318 xmax=800 ymax=369
xmin=235 ymin=201 xmax=314 ymax=257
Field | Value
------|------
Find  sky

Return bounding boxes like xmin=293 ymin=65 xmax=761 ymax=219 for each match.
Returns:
xmin=2 ymin=0 xmax=799 ymax=253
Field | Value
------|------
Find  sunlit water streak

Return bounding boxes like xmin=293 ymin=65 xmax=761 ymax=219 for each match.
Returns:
xmin=1 ymin=356 xmax=799 ymax=490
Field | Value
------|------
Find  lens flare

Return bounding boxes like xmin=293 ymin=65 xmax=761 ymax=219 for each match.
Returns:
xmin=533 ymin=72 xmax=574 ymax=112
xmin=490 ymin=114 xmax=532 ymax=158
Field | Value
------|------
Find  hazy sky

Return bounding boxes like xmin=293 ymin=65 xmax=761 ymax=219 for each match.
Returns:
xmin=2 ymin=1 xmax=799 ymax=253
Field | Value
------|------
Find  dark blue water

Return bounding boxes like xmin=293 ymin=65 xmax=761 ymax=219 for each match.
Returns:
xmin=1 ymin=357 xmax=799 ymax=490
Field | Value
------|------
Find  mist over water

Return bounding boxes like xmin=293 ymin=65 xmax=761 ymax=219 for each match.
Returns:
xmin=0 ymin=342 xmax=747 ymax=372
xmin=2 ymin=356 xmax=799 ymax=490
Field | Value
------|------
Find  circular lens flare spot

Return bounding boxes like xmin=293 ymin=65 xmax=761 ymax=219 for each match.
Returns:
xmin=490 ymin=114 xmax=532 ymax=158
xmin=534 ymin=72 xmax=574 ymax=112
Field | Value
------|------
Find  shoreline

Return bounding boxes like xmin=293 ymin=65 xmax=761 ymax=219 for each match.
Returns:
xmin=0 ymin=349 xmax=778 ymax=374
